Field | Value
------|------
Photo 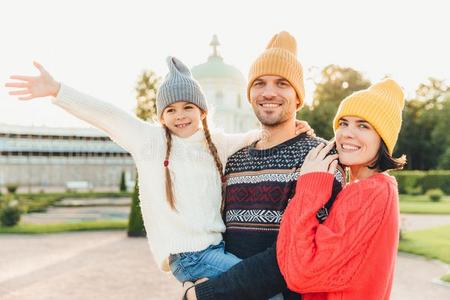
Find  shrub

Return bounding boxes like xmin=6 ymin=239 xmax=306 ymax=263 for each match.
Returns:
xmin=391 ymin=171 xmax=424 ymax=194
xmin=426 ymin=189 xmax=445 ymax=202
xmin=418 ymin=171 xmax=450 ymax=194
xmin=0 ymin=206 xmax=21 ymax=227
xmin=392 ymin=170 xmax=450 ymax=195
xmin=405 ymin=185 xmax=423 ymax=196
xmin=6 ymin=184 xmax=19 ymax=194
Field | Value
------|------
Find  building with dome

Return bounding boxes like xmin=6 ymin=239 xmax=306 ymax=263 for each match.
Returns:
xmin=191 ymin=35 xmax=258 ymax=133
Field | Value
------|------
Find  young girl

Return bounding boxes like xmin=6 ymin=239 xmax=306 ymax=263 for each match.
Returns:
xmin=6 ymin=58 xmax=309 ymax=287
xmin=276 ymin=79 xmax=406 ymax=300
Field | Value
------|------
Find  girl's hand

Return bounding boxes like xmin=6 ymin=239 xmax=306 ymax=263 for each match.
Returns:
xmin=295 ymin=120 xmax=315 ymax=137
xmin=5 ymin=61 xmax=60 ymax=100
xmin=300 ymin=140 xmax=339 ymax=175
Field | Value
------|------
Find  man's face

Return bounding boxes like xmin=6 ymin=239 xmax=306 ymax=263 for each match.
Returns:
xmin=249 ymin=75 xmax=300 ymax=127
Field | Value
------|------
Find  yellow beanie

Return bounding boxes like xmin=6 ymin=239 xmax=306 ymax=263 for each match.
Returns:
xmin=247 ymin=31 xmax=305 ymax=109
xmin=333 ymin=79 xmax=405 ymax=155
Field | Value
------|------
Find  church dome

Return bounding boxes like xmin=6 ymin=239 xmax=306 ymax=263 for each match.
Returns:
xmin=191 ymin=35 xmax=245 ymax=85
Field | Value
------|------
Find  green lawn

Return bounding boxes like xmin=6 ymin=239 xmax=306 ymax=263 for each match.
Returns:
xmin=399 ymin=194 xmax=450 ymax=214
xmin=399 ymin=224 xmax=450 ymax=282
xmin=0 ymin=220 xmax=128 ymax=234
xmin=1 ymin=191 xmax=132 ymax=213
xmin=441 ymin=273 xmax=450 ymax=283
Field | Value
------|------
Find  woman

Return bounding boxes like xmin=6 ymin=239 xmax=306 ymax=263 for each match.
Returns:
xmin=277 ymin=79 xmax=406 ymax=300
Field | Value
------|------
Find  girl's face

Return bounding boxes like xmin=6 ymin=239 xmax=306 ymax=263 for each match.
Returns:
xmin=160 ymin=101 xmax=205 ymax=138
xmin=335 ymin=116 xmax=381 ymax=168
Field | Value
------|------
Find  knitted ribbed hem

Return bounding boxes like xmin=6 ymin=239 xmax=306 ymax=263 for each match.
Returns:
xmin=164 ymin=233 xmax=223 ymax=256
xmin=156 ymin=82 xmax=207 ymax=117
xmin=53 ymin=82 xmax=73 ymax=105
xmin=156 ymin=56 xmax=208 ymax=117
xmin=332 ymin=79 xmax=404 ymax=155
xmin=194 ymin=281 xmax=216 ymax=300
xmin=333 ymin=94 xmax=400 ymax=154
xmin=247 ymin=49 xmax=304 ymax=107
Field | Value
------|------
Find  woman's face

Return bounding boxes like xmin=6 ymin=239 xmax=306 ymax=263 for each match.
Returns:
xmin=335 ymin=116 xmax=381 ymax=168
xmin=160 ymin=101 xmax=205 ymax=138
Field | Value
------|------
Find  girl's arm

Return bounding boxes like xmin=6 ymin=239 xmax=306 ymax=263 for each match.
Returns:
xmin=217 ymin=129 xmax=262 ymax=160
xmin=217 ymin=120 xmax=314 ymax=159
xmin=6 ymin=62 xmax=158 ymax=155
xmin=53 ymin=84 xmax=154 ymax=155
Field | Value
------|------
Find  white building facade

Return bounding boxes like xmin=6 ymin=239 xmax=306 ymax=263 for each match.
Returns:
xmin=0 ymin=124 xmax=135 ymax=192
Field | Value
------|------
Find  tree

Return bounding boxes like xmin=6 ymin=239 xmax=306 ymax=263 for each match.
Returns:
xmin=119 ymin=170 xmax=127 ymax=192
xmin=298 ymin=65 xmax=371 ymax=139
xmin=135 ymin=70 xmax=161 ymax=121
xmin=396 ymin=78 xmax=449 ymax=169
xmin=127 ymin=70 xmax=161 ymax=237
xmin=127 ymin=177 xmax=146 ymax=237
xmin=432 ymin=94 xmax=450 ymax=169
xmin=396 ymin=99 xmax=431 ymax=169
xmin=438 ymin=148 xmax=450 ymax=169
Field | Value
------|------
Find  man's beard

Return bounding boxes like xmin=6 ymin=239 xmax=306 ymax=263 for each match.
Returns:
xmin=254 ymin=108 xmax=289 ymax=127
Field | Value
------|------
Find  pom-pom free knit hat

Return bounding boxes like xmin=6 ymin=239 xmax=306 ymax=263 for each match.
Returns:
xmin=333 ymin=79 xmax=405 ymax=154
xmin=156 ymin=56 xmax=207 ymax=117
xmin=247 ymin=31 xmax=305 ymax=109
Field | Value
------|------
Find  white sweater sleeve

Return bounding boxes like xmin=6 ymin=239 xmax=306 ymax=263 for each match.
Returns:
xmin=52 ymin=84 xmax=158 ymax=156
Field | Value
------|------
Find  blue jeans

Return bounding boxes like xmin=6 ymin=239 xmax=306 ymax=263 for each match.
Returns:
xmin=169 ymin=241 xmax=283 ymax=300
xmin=169 ymin=241 xmax=240 ymax=282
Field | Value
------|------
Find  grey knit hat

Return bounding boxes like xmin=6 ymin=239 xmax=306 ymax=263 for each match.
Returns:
xmin=156 ymin=56 xmax=207 ymax=117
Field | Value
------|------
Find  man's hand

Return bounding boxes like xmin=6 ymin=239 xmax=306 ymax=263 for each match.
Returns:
xmin=181 ymin=281 xmax=195 ymax=300
xmin=183 ymin=278 xmax=208 ymax=300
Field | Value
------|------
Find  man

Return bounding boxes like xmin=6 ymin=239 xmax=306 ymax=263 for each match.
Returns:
xmin=185 ymin=31 xmax=344 ymax=300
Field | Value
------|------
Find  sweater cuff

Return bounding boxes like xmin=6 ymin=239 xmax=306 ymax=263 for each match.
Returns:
xmin=52 ymin=82 xmax=67 ymax=105
xmin=194 ymin=281 xmax=215 ymax=300
xmin=295 ymin=172 xmax=335 ymax=200
xmin=53 ymin=83 xmax=77 ymax=106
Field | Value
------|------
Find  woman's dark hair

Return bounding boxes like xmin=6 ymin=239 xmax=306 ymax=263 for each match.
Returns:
xmin=368 ymin=140 xmax=406 ymax=172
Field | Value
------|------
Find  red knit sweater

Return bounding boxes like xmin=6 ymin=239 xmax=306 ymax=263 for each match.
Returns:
xmin=277 ymin=172 xmax=399 ymax=300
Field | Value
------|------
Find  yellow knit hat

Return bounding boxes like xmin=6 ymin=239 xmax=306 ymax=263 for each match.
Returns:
xmin=247 ymin=31 xmax=305 ymax=109
xmin=333 ymin=79 xmax=405 ymax=155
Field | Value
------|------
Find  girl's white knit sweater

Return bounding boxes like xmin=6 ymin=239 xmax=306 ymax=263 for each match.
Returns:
xmin=52 ymin=84 xmax=260 ymax=271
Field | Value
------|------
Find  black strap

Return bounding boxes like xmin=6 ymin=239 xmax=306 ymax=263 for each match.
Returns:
xmin=316 ymin=178 xmax=342 ymax=223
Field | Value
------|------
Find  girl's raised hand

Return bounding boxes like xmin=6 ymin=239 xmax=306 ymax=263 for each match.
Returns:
xmin=300 ymin=139 xmax=339 ymax=176
xmin=5 ymin=62 xmax=60 ymax=100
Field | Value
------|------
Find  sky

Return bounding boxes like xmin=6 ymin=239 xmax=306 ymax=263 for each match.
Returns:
xmin=0 ymin=0 xmax=449 ymax=128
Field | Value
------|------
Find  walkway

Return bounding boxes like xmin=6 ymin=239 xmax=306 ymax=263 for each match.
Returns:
xmin=0 ymin=231 xmax=449 ymax=300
